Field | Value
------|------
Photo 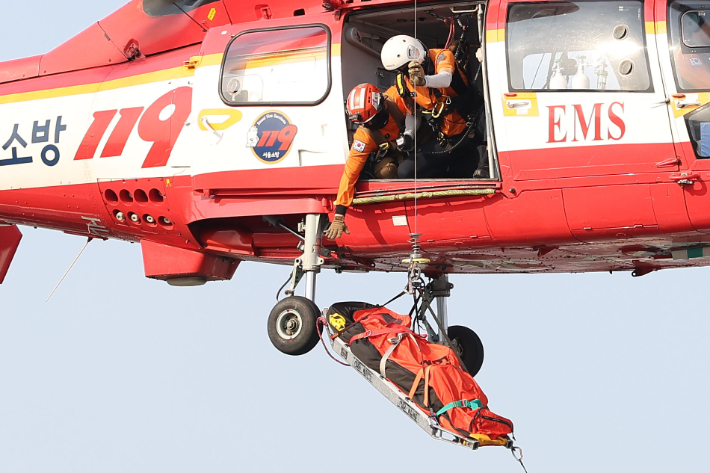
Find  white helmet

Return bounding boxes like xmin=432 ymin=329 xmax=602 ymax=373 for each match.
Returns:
xmin=381 ymin=35 xmax=427 ymax=71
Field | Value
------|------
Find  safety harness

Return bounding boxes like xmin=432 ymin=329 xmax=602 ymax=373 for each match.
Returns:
xmin=395 ymin=49 xmax=481 ymax=134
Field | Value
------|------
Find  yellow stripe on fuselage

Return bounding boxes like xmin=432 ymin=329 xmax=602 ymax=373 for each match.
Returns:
xmin=0 ymin=44 xmax=343 ymax=106
xmin=0 ymin=60 xmax=212 ymax=106
xmin=486 ymin=29 xmax=505 ymax=43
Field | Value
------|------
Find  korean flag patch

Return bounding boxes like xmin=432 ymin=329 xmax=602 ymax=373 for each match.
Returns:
xmin=353 ymin=140 xmax=367 ymax=152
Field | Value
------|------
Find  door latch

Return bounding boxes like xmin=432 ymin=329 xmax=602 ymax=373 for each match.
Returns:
xmin=670 ymin=172 xmax=701 ymax=186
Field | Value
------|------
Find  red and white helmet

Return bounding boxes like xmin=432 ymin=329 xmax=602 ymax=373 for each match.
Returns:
xmin=346 ymin=83 xmax=384 ymax=124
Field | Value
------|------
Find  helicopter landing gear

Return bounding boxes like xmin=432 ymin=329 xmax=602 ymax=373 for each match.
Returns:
xmin=267 ymin=213 xmax=327 ymax=356
xmin=413 ymin=274 xmax=485 ymax=376
xmin=448 ymin=325 xmax=485 ymax=377
xmin=267 ymin=296 xmax=320 ymax=355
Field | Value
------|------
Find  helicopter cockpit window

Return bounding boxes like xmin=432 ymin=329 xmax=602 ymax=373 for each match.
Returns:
xmin=220 ymin=25 xmax=331 ymax=106
xmin=669 ymin=2 xmax=710 ymax=91
xmin=506 ymin=1 xmax=651 ymax=91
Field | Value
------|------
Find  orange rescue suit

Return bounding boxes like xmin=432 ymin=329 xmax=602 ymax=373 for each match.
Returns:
xmin=400 ymin=48 xmax=468 ymax=137
xmin=335 ymin=86 xmax=406 ymax=209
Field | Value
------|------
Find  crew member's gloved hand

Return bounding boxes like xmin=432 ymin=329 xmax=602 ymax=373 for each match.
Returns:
xmin=325 ymin=214 xmax=350 ymax=239
xmin=396 ymin=134 xmax=413 ymax=152
xmin=408 ymin=61 xmax=426 ymax=87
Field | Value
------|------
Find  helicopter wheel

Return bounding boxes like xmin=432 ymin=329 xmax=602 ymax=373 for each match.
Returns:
xmin=267 ymin=296 xmax=320 ymax=356
xmin=448 ymin=325 xmax=485 ymax=377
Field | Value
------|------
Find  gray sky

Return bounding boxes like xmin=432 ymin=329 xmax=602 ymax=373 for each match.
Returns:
xmin=1 ymin=2 xmax=709 ymax=473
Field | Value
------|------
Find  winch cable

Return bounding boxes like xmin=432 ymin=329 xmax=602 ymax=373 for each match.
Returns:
xmin=413 ymin=0 xmax=420 ymax=250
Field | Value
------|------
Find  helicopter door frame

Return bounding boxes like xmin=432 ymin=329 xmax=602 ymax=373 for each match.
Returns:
xmin=654 ymin=0 xmax=710 ymax=233
xmin=341 ymin=2 xmax=500 ymax=190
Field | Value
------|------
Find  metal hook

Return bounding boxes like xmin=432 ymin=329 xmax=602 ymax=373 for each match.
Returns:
xmin=510 ymin=446 xmax=529 ymax=473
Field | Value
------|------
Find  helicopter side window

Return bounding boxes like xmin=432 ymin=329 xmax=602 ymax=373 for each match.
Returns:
xmin=669 ymin=3 xmax=710 ymax=91
xmin=669 ymin=3 xmax=710 ymax=158
xmin=220 ymin=25 xmax=331 ymax=106
xmin=506 ymin=1 xmax=651 ymax=92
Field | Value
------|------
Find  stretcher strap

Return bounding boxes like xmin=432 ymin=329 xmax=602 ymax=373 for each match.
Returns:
xmin=347 ymin=325 xmax=416 ymax=344
xmin=436 ymin=399 xmax=483 ymax=417
xmin=407 ymin=365 xmax=432 ymax=407
xmin=379 ymin=333 xmax=403 ymax=378
xmin=408 ymin=369 xmax=424 ymax=399
xmin=424 ymin=365 xmax=431 ymax=407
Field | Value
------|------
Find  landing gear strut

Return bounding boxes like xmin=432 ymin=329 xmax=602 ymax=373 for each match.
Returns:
xmin=413 ymin=274 xmax=485 ymax=377
xmin=267 ymin=213 xmax=326 ymax=356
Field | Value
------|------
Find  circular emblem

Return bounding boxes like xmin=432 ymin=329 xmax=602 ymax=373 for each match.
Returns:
xmin=246 ymin=111 xmax=298 ymax=164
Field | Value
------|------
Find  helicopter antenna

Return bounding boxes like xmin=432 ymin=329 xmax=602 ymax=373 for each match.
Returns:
xmin=45 ymin=237 xmax=93 ymax=302
xmin=172 ymin=2 xmax=208 ymax=32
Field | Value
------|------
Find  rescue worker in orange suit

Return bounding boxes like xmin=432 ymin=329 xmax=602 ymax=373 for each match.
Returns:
xmin=674 ymin=12 xmax=710 ymax=90
xmin=380 ymin=35 xmax=482 ymax=179
xmin=325 ymin=83 xmax=416 ymax=239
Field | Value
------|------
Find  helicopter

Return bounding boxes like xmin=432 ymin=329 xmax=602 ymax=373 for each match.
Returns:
xmin=0 ymin=0 xmax=709 ymax=371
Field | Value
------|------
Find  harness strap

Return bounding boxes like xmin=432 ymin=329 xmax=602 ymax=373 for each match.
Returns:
xmin=436 ymin=398 xmax=483 ymax=417
xmin=360 ymin=126 xmax=388 ymax=147
xmin=385 ymin=100 xmax=405 ymax=130
xmin=379 ymin=333 xmax=403 ymax=378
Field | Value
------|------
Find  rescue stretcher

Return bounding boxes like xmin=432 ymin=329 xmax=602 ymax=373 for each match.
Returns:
xmin=328 ymin=332 xmax=502 ymax=450
xmin=320 ymin=298 xmax=520 ymax=456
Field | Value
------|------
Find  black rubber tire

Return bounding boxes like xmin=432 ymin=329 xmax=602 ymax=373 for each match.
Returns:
xmin=448 ymin=325 xmax=485 ymax=377
xmin=267 ymin=296 xmax=320 ymax=356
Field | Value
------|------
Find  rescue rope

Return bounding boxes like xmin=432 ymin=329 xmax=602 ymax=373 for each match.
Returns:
xmin=46 ymin=237 xmax=93 ymax=302
xmin=353 ymin=188 xmax=494 ymax=205
xmin=316 ymin=317 xmax=350 ymax=367
xmin=379 ymin=290 xmax=408 ymax=308
xmin=511 ymin=446 xmax=530 ymax=473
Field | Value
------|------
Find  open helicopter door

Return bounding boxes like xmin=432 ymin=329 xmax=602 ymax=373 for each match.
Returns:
xmin=654 ymin=0 xmax=710 ymax=236
xmin=189 ymin=11 xmax=347 ymax=209
xmin=486 ymin=0 xmax=684 ymax=242
xmin=340 ymin=3 xmax=498 ymax=249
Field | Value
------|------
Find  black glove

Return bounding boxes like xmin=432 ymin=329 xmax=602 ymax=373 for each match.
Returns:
xmin=396 ymin=134 xmax=413 ymax=152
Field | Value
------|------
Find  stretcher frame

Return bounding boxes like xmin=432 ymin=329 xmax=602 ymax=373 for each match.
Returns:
xmin=330 ymin=332 xmax=513 ymax=451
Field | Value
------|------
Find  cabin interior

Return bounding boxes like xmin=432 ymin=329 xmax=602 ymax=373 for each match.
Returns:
xmin=339 ymin=2 xmax=493 ymax=181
